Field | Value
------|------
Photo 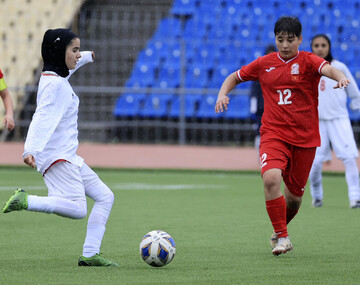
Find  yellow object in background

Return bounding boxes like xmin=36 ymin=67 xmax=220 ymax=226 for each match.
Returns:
xmin=0 ymin=77 xmax=7 ymax=92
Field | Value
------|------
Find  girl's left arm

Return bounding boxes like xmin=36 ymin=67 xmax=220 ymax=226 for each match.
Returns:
xmin=68 ymin=51 xmax=94 ymax=78
xmin=321 ymin=63 xmax=350 ymax=89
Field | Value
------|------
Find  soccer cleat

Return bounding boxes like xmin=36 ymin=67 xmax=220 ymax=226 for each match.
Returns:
xmin=312 ymin=199 xmax=323 ymax=207
xmin=272 ymin=237 xmax=293 ymax=256
xmin=78 ymin=254 xmax=119 ymax=267
xmin=270 ymin=232 xmax=278 ymax=249
xmin=350 ymin=200 xmax=360 ymax=209
xmin=2 ymin=188 xmax=28 ymax=213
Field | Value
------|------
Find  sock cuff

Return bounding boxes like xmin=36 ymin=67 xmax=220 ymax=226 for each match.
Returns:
xmin=266 ymin=195 xmax=285 ymax=207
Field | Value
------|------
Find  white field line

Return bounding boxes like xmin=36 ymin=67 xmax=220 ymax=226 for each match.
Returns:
xmin=0 ymin=183 xmax=223 ymax=191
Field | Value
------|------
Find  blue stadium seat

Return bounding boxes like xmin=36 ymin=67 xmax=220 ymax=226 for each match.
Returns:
xmin=225 ymin=95 xmax=251 ymax=119
xmin=206 ymin=17 xmax=233 ymax=41
xmin=171 ymin=0 xmax=197 ymax=16
xmin=140 ymin=93 xmax=174 ymax=118
xmin=169 ymin=94 xmax=202 ymax=118
xmin=146 ymin=39 xmax=169 ymax=63
xmin=163 ymin=42 xmax=182 ymax=68
xmin=182 ymin=18 xmax=207 ymax=41
xmin=113 ymin=93 xmax=145 ymax=117
xmin=208 ymin=64 xmax=233 ymax=89
xmin=197 ymin=94 xmax=223 ymax=119
xmin=192 ymin=43 xmax=220 ymax=68
xmin=117 ymin=0 xmax=360 ymax=122
xmin=127 ymin=62 xmax=155 ymax=88
xmin=153 ymin=18 xmax=182 ymax=40
xmin=156 ymin=66 xmax=181 ymax=88
xmin=137 ymin=46 xmax=161 ymax=67
xmin=185 ymin=65 xmax=209 ymax=88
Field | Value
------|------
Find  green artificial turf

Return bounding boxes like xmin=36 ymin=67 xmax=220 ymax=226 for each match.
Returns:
xmin=0 ymin=167 xmax=359 ymax=284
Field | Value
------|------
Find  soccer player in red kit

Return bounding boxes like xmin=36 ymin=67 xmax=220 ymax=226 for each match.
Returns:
xmin=215 ymin=16 xmax=350 ymax=256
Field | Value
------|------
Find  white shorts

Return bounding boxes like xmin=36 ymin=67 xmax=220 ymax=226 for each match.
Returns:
xmin=316 ymin=118 xmax=358 ymax=162
xmin=43 ymin=161 xmax=102 ymax=200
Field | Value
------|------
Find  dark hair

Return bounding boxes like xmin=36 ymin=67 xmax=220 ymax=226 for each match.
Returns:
xmin=311 ymin=34 xmax=333 ymax=62
xmin=274 ymin=16 xmax=302 ymax=38
xmin=265 ymin=45 xmax=277 ymax=54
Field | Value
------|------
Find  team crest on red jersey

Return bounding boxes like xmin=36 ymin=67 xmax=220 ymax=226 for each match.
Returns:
xmin=291 ymin=63 xmax=300 ymax=81
xmin=291 ymin=63 xmax=299 ymax=74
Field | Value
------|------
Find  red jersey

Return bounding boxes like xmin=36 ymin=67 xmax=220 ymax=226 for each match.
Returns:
xmin=237 ymin=51 xmax=327 ymax=147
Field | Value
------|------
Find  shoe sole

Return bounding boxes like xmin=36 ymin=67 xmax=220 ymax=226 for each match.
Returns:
xmin=272 ymin=246 xmax=294 ymax=256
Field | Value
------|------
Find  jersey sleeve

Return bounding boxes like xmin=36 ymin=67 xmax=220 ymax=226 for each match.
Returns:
xmin=309 ymin=53 xmax=328 ymax=75
xmin=236 ymin=57 xmax=260 ymax=82
xmin=0 ymin=69 xmax=7 ymax=91
xmin=67 ymin=51 xmax=94 ymax=79
xmin=339 ymin=62 xmax=360 ymax=109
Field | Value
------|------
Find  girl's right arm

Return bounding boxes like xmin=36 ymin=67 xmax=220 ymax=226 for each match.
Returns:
xmin=215 ymin=72 xmax=241 ymax=113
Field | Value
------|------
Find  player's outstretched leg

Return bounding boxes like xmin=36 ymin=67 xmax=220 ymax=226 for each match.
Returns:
xmin=78 ymin=254 xmax=119 ymax=267
xmin=272 ymin=237 xmax=293 ymax=256
xmin=2 ymin=188 xmax=28 ymax=213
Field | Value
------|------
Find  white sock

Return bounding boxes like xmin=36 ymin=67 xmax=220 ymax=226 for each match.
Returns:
xmin=309 ymin=158 xmax=323 ymax=201
xmin=82 ymin=181 xmax=114 ymax=257
xmin=343 ymin=157 xmax=360 ymax=201
xmin=27 ymin=195 xmax=87 ymax=219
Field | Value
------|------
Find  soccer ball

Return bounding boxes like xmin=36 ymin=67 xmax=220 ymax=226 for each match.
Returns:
xmin=139 ymin=230 xmax=176 ymax=267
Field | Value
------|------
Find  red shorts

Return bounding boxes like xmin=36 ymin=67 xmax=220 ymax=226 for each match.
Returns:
xmin=259 ymin=137 xmax=316 ymax=197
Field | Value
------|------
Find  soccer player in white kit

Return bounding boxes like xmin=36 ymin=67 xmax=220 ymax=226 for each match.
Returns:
xmin=2 ymin=29 xmax=119 ymax=266
xmin=309 ymin=34 xmax=360 ymax=208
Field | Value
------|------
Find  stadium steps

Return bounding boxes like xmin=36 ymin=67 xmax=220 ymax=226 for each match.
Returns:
xmin=0 ymin=0 xmax=84 ymax=134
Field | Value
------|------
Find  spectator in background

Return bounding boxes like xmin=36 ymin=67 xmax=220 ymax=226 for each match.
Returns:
xmin=250 ymin=45 xmax=277 ymax=150
xmin=309 ymin=34 xmax=360 ymax=208
xmin=215 ymin=16 xmax=350 ymax=256
xmin=0 ymin=68 xmax=15 ymax=131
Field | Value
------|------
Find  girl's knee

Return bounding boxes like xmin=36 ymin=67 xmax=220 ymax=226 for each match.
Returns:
xmin=74 ymin=200 xmax=87 ymax=219
xmin=104 ymin=190 xmax=114 ymax=204
xmin=263 ymin=172 xmax=281 ymax=191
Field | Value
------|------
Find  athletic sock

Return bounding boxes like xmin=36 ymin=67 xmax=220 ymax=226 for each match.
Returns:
xmin=27 ymin=195 xmax=86 ymax=219
xmin=82 ymin=182 xmax=114 ymax=257
xmin=343 ymin=157 xmax=360 ymax=201
xmin=266 ymin=196 xmax=288 ymax=238
xmin=309 ymin=159 xmax=323 ymax=201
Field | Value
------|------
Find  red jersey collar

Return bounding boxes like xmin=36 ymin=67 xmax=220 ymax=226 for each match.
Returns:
xmin=277 ymin=50 xmax=299 ymax=63
xmin=42 ymin=71 xmax=59 ymax=77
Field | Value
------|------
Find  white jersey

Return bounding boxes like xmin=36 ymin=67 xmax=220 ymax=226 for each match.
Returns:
xmin=23 ymin=51 xmax=93 ymax=174
xmin=318 ymin=60 xmax=360 ymax=120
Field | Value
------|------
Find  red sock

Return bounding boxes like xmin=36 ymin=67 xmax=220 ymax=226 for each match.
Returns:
xmin=286 ymin=207 xmax=298 ymax=225
xmin=266 ymin=196 xmax=288 ymax=238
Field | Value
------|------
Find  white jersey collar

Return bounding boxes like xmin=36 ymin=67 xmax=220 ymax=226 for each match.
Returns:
xmin=42 ymin=71 xmax=59 ymax=76
xmin=277 ymin=51 xmax=299 ymax=63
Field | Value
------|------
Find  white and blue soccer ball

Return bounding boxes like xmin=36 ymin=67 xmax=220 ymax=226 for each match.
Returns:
xmin=139 ymin=230 xmax=176 ymax=267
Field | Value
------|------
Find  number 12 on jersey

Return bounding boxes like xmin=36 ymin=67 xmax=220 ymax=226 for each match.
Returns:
xmin=277 ymin=89 xmax=292 ymax=105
